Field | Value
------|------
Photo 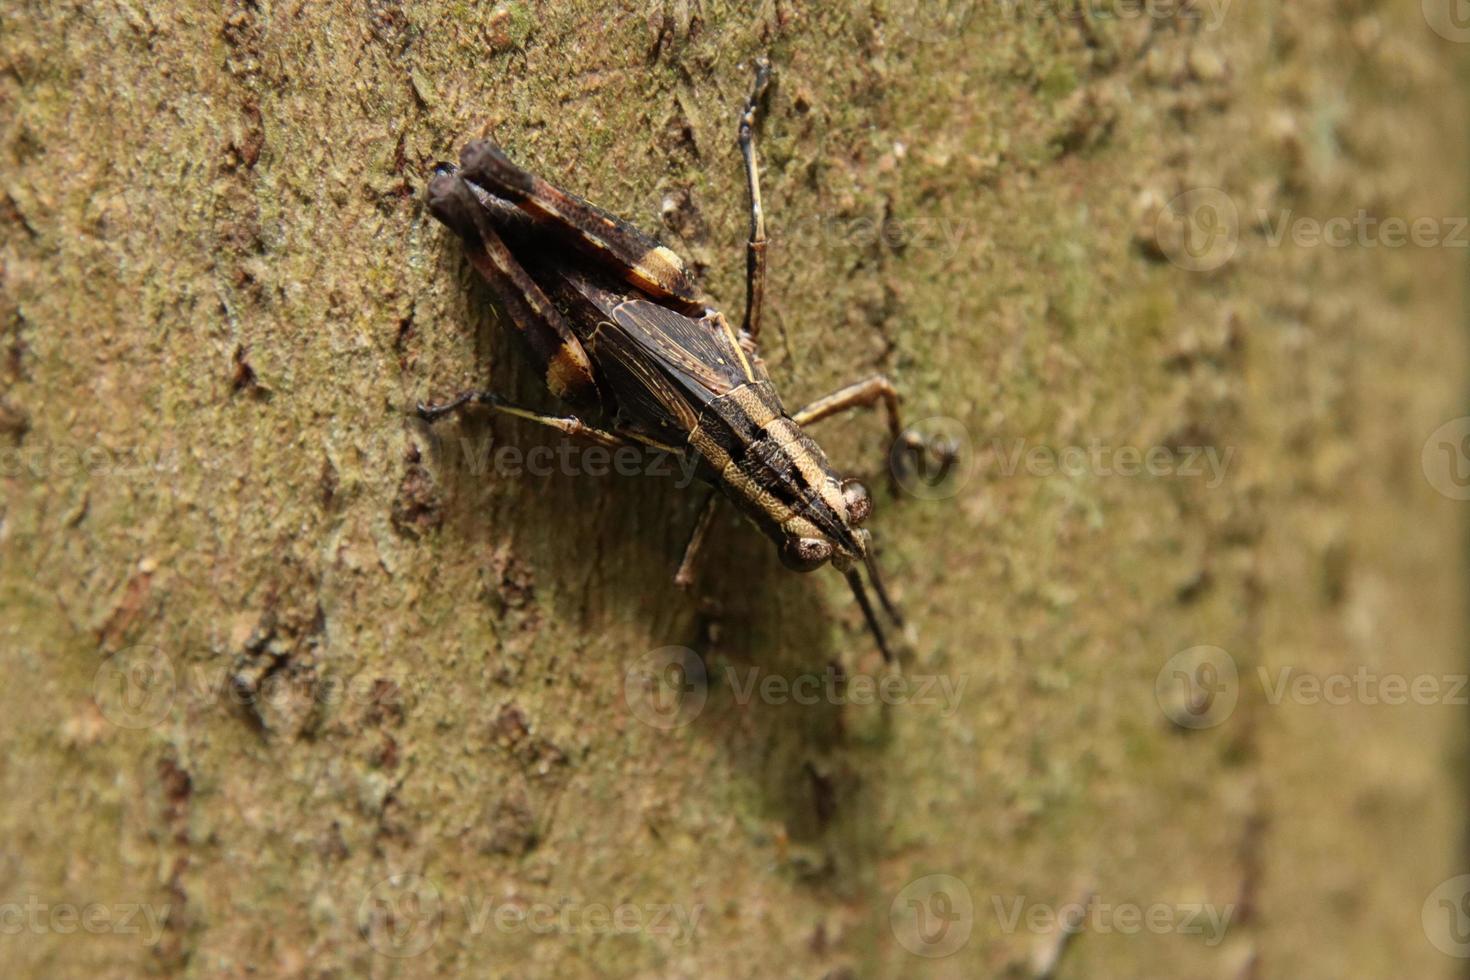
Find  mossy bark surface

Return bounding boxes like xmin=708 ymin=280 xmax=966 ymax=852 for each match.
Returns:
xmin=1 ymin=1 xmax=1467 ymax=977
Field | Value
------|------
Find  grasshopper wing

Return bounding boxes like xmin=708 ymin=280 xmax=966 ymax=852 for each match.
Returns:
xmin=581 ymin=298 xmax=750 ymax=436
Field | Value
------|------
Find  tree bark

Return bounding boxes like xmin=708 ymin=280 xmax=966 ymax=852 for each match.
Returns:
xmin=2 ymin=0 xmax=1466 ymax=976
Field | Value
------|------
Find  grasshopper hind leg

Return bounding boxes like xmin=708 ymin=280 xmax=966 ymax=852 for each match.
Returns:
xmin=456 ymin=142 xmax=705 ymax=315
xmin=415 ymin=389 xmax=633 ymax=449
xmin=424 ymin=170 xmax=604 ymax=410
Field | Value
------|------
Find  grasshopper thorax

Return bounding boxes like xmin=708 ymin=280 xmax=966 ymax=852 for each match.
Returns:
xmin=688 ymin=381 xmax=874 ymax=575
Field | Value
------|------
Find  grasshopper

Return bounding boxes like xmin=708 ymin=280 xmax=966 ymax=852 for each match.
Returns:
xmin=418 ymin=60 xmax=944 ymax=661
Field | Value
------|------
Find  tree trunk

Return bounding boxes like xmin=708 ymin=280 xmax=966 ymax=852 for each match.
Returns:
xmin=2 ymin=0 xmax=1466 ymax=976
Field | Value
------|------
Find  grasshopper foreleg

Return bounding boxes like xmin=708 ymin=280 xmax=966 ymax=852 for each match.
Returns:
xmin=792 ymin=375 xmax=958 ymax=486
xmin=792 ymin=374 xmax=904 ymax=438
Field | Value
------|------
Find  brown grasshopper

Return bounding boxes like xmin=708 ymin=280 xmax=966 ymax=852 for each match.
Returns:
xmin=419 ymin=60 xmax=945 ymax=661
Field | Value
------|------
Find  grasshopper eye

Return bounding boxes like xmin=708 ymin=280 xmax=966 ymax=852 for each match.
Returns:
xmin=842 ymin=479 xmax=872 ymax=525
xmin=780 ymin=536 xmax=832 ymax=572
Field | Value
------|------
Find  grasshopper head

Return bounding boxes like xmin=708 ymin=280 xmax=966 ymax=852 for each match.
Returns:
xmin=778 ymin=478 xmax=873 ymax=573
xmin=777 ymin=474 xmax=902 ymax=661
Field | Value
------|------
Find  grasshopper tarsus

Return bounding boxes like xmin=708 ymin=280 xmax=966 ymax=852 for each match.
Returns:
xmin=889 ymin=430 xmax=962 ymax=489
xmin=743 ymin=57 xmax=772 ymax=129
xmin=416 ymin=389 xmax=497 ymax=423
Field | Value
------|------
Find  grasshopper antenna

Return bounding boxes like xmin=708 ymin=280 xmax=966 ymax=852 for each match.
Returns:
xmin=845 ymin=568 xmax=895 ymax=664
xmin=863 ymin=550 xmax=904 ymax=627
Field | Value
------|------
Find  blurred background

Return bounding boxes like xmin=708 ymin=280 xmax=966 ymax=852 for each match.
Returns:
xmin=1 ymin=0 xmax=1466 ymax=976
